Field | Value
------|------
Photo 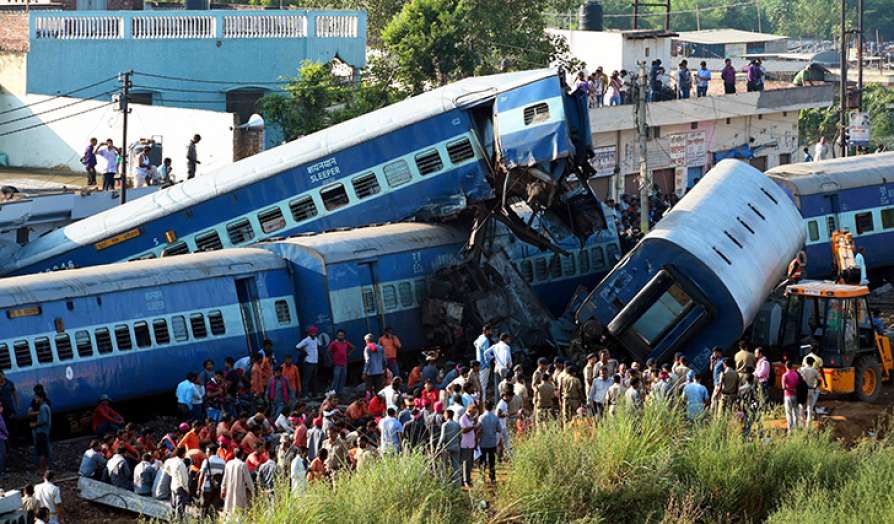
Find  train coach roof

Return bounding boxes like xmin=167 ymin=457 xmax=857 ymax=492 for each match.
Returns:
xmin=6 ymin=69 xmax=557 ymax=273
xmin=0 ymin=248 xmax=284 ymax=309
xmin=765 ymin=152 xmax=894 ymax=196
xmin=261 ymin=223 xmax=468 ymax=264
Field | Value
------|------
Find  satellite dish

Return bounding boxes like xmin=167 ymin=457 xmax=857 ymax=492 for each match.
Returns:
xmin=239 ymin=114 xmax=265 ymax=130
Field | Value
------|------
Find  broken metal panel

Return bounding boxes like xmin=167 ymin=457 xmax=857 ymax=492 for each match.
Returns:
xmin=78 ymin=477 xmax=174 ymax=521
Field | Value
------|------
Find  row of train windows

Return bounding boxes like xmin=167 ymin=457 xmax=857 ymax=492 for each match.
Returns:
xmin=0 ymin=310 xmax=226 ymax=370
xmin=147 ymin=138 xmax=476 ymax=259
xmin=367 ymin=280 xmax=428 ymax=313
xmin=807 ymin=208 xmax=894 ymax=242
xmin=517 ymin=246 xmax=615 ymax=283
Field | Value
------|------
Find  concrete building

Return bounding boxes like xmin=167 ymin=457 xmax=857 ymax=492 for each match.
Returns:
xmin=548 ymin=28 xmax=677 ymax=75
xmin=675 ymin=29 xmax=788 ymax=60
xmin=585 ymin=84 xmax=836 ymax=200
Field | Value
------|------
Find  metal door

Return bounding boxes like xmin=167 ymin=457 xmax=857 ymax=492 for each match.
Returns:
xmin=235 ymin=277 xmax=266 ymax=354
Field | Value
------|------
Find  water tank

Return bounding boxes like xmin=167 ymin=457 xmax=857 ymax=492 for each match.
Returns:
xmin=578 ymin=1 xmax=603 ymax=32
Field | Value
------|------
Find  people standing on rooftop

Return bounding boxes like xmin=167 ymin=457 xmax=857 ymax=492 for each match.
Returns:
xmin=721 ymin=58 xmax=736 ymax=94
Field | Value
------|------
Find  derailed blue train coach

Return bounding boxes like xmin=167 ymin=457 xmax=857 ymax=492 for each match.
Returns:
xmin=575 ymin=160 xmax=805 ymax=370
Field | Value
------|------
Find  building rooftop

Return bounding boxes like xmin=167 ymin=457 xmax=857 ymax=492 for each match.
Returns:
xmin=675 ymin=29 xmax=788 ymax=45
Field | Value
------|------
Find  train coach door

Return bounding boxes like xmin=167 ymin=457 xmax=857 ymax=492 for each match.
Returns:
xmin=235 ymin=277 xmax=266 ymax=354
xmin=356 ymin=261 xmax=385 ymax=337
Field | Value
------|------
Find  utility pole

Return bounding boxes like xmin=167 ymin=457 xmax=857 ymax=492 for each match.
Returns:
xmin=756 ymin=0 xmax=762 ymax=33
xmin=636 ymin=60 xmax=651 ymax=234
xmin=118 ymin=71 xmax=132 ymax=205
xmin=857 ymin=0 xmax=864 ymax=111
xmin=695 ymin=1 xmax=701 ymax=31
xmin=839 ymin=0 xmax=849 ymax=158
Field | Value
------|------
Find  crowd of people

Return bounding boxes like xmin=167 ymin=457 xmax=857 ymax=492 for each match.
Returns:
xmin=603 ymin=188 xmax=680 ymax=250
xmin=60 ymin=321 xmax=836 ymax=521
xmin=80 ymin=134 xmax=201 ymax=191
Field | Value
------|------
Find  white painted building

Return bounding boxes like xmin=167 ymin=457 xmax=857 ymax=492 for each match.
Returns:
xmin=548 ymin=28 xmax=677 ymax=75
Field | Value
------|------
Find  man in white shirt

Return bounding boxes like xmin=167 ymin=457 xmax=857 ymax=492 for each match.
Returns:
xmin=163 ymin=447 xmax=190 ymax=517
xmin=855 ymin=247 xmax=869 ymax=285
xmin=588 ymin=366 xmax=613 ymax=416
xmin=34 ymin=471 xmax=64 ymax=524
xmin=799 ymin=355 xmax=824 ymax=428
xmin=377 ymin=407 xmax=403 ymax=454
xmin=296 ymin=326 xmax=320 ymax=398
xmin=815 ymin=136 xmax=830 ymax=161
xmin=94 ymin=138 xmax=119 ymax=192
xmin=489 ymin=333 xmax=513 ymax=402
xmin=290 ymin=447 xmax=308 ymax=495
xmin=474 ymin=324 xmax=493 ymax=401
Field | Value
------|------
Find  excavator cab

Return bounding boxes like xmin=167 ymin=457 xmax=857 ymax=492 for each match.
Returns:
xmin=778 ymin=281 xmax=894 ymax=401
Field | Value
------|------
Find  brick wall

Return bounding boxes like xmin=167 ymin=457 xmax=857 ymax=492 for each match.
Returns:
xmin=0 ymin=12 xmax=29 ymax=53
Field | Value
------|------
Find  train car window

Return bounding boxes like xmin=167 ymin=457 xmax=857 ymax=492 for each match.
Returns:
xmin=398 ymin=282 xmax=413 ymax=307
xmin=162 ymin=242 xmax=189 ymax=257
xmin=630 ymin=283 xmax=693 ymax=345
xmin=592 ymin=247 xmax=606 ymax=268
xmin=579 ymin=250 xmax=591 ymax=274
xmin=258 ymin=207 xmax=286 ymax=234
xmin=534 ymin=258 xmax=549 ymax=281
xmin=883 ymin=208 xmax=894 ymax=229
xmin=383 ymin=160 xmax=412 ymax=187
xmin=208 ymin=310 xmax=226 ymax=336
xmin=226 ymin=219 xmax=255 ymax=245
xmin=195 ymin=231 xmax=223 ymax=252
xmin=382 ymin=285 xmax=398 ymax=311
xmin=75 ymin=330 xmax=93 ymax=357
xmin=130 ymin=253 xmax=157 ymax=261
xmin=415 ymin=150 xmax=443 ymax=176
xmin=549 ymin=255 xmax=562 ymax=279
xmin=13 ymin=340 xmax=31 ymax=368
xmin=855 ymin=212 xmax=874 ymax=235
xmin=134 ymin=321 xmax=151 ymax=348
xmin=523 ymin=103 xmax=550 ymax=125
xmin=807 ymin=221 xmax=820 ymax=242
xmin=352 ymin=173 xmax=381 ymax=199
xmin=172 ymin=316 xmax=188 ymax=342
xmin=606 ymin=244 xmax=620 ymax=262
xmin=114 ymin=324 xmax=132 ymax=351
xmin=826 ymin=216 xmax=837 ymax=237
xmin=153 ymin=319 xmax=170 ymax=345
xmin=0 ymin=344 xmax=10 ymax=370
xmin=321 ymin=183 xmax=350 ymax=212
xmin=95 ymin=328 xmax=113 ymax=354
xmin=54 ymin=334 xmax=73 ymax=361
xmin=34 ymin=337 xmax=53 ymax=364
xmin=561 ymin=254 xmax=576 ymax=277
xmin=289 ymin=196 xmax=318 ymax=223
xmin=446 ymin=138 xmax=475 ymax=164
xmin=414 ymin=279 xmax=427 ymax=305
xmin=362 ymin=287 xmax=377 ymax=314
xmin=190 ymin=313 xmax=208 ymax=339
xmin=520 ymin=260 xmax=534 ymax=282
xmin=275 ymin=300 xmax=291 ymax=324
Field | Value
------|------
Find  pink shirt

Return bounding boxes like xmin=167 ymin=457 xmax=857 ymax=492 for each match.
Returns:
xmin=782 ymin=370 xmax=800 ymax=398
xmin=754 ymin=357 xmax=770 ymax=383
xmin=459 ymin=414 xmax=476 ymax=449
xmin=329 ymin=340 xmax=350 ymax=367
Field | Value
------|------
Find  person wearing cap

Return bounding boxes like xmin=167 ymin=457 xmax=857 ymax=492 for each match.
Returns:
xmin=489 ymin=333 xmax=513 ymax=403
xmin=734 ymin=341 xmax=756 ymax=378
xmin=588 ymin=366 xmax=612 ymax=417
xmin=560 ymin=366 xmax=584 ymax=426
xmin=583 ymin=354 xmax=598 ymax=390
xmin=532 ymin=357 xmax=549 ymax=387
xmin=533 ymin=372 xmax=557 ymax=425
xmin=92 ymin=394 xmax=124 ymax=438
xmin=296 ymin=326 xmax=321 ymax=398
xmin=379 ymin=327 xmax=402 ymax=379
xmin=362 ymin=334 xmax=386 ymax=392
xmin=474 ymin=325 xmax=494 ymax=400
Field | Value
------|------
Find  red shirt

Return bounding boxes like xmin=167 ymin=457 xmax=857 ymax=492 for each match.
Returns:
xmin=329 ymin=340 xmax=351 ymax=367
xmin=367 ymin=395 xmax=386 ymax=417
xmin=92 ymin=404 xmax=123 ymax=432
xmin=293 ymin=423 xmax=308 ymax=448
xmin=246 ymin=451 xmax=268 ymax=472
xmin=782 ymin=370 xmax=800 ymax=398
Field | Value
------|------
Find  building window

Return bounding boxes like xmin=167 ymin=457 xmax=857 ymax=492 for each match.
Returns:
xmin=195 ymin=230 xmax=223 ymax=252
xmin=690 ymin=122 xmax=698 ymax=130
xmin=352 ymin=173 xmax=381 ymax=199
xmin=115 ymin=324 xmax=132 ymax=351
xmin=0 ymin=344 xmax=10 ymax=370
xmin=321 ymin=183 xmax=350 ymax=211
xmin=55 ymin=334 xmax=73 ymax=361
xmin=95 ymin=328 xmax=113 ymax=354
xmin=275 ymin=300 xmax=291 ymax=324
xmin=415 ymin=150 xmax=443 ymax=176
xmin=190 ymin=313 xmax=208 ymax=339
xmin=13 ymin=340 xmax=31 ymax=368
xmin=34 ymin=337 xmax=53 ymax=364
xmin=289 ymin=196 xmax=318 ymax=223
xmin=208 ymin=310 xmax=226 ymax=336
xmin=446 ymin=138 xmax=475 ymax=164
xmin=882 ymin=208 xmax=894 ymax=229
xmin=383 ymin=159 xmax=412 ymax=188
xmin=648 ymin=126 xmax=661 ymax=139
xmin=523 ymin=103 xmax=550 ymax=125
xmin=779 ymin=153 xmax=791 ymax=165
xmin=258 ymin=207 xmax=286 ymax=234
xmin=153 ymin=319 xmax=170 ymax=345
xmin=75 ymin=330 xmax=93 ymax=358
xmin=134 ymin=321 xmax=152 ymax=348
xmin=855 ymin=212 xmax=874 ymax=234
xmin=227 ymin=219 xmax=255 ymax=245
xmin=172 ymin=316 xmax=188 ymax=342
xmin=807 ymin=220 xmax=820 ymax=241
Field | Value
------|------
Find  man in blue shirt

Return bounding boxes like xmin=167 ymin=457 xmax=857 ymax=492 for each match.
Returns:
xmin=474 ymin=325 xmax=493 ymax=400
xmin=175 ymin=373 xmax=198 ymax=420
xmin=363 ymin=334 xmax=386 ymax=392
xmin=477 ymin=399 xmax=501 ymax=484
xmin=31 ymin=394 xmax=52 ymax=470
xmin=682 ymin=373 xmax=710 ymax=421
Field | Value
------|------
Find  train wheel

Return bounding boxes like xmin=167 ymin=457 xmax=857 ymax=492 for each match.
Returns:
xmin=854 ymin=357 xmax=882 ymax=402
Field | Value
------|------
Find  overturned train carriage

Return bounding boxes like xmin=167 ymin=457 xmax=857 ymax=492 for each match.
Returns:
xmin=575 ymin=160 xmax=805 ymax=370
